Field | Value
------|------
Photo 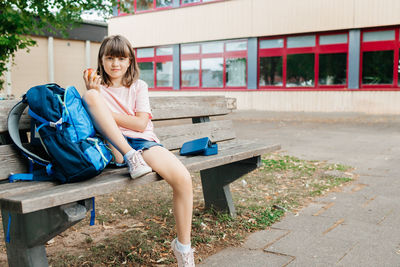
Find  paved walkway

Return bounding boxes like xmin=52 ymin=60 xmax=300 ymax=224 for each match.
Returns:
xmin=200 ymin=111 xmax=400 ymax=267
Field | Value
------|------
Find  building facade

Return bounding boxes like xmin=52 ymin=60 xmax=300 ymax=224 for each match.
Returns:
xmin=110 ymin=0 xmax=400 ymax=114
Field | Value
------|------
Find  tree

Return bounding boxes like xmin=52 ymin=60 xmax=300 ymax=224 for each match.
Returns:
xmin=0 ymin=0 xmax=128 ymax=90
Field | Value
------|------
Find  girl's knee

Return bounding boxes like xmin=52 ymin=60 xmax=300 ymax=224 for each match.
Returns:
xmin=83 ymin=89 xmax=101 ymax=106
xmin=170 ymin=170 xmax=192 ymax=192
xmin=179 ymin=171 xmax=193 ymax=190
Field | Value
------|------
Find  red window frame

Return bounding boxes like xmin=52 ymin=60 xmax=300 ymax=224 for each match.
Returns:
xmin=360 ymin=27 xmax=400 ymax=89
xmin=118 ymin=0 xmax=224 ymax=15
xmin=180 ymin=40 xmax=248 ymax=90
xmin=180 ymin=0 xmax=223 ymax=7
xmin=136 ymin=47 xmax=174 ymax=90
xmin=258 ymin=32 xmax=349 ymax=90
xmin=118 ymin=0 xmax=174 ymax=15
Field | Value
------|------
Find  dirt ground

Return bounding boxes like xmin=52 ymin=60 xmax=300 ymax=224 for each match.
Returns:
xmin=0 ymin=152 xmax=355 ymax=266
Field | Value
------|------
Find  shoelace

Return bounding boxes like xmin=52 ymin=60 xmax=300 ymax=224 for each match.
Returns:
xmin=182 ymin=250 xmax=194 ymax=265
xmin=134 ymin=150 xmax=148 ymax=167
xmin=127 ymin=153 xmax=139 ymax=169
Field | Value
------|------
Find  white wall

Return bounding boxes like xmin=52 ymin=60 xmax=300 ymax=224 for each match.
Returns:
xmin=149 ymin=90 xmax=400 ymax=115
xmin=109 ymin=0 xmax=400 ymax=47
xmin=6 ymin=36 xmax=102 ymax=98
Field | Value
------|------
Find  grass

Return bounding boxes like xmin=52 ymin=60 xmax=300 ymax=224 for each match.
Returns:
xmin=16 ymin=152 xmax=354 ymax=267
xmin=309 ymin=177 xmax=353 ymax=197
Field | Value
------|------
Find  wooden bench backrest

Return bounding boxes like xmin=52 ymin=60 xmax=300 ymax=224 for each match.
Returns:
xmin=0 ymin=96 xmax=237 ymax=180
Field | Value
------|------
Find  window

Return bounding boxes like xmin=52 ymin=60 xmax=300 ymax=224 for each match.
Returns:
xmin=287 ymin=35 xmax=315 ymax=48
xmin=120 ymin=0 xmax=135 ymax=13
xmin=119 ymin=0 xmax=173 ymax=14
xmin=259 ymin=32 xmax=348 ymax=89
xmin=181 ymin=44 xmax=200 ymax=54
xmin=156 ymin=62 xmax=173 ymax=87
xmin=319 ymin=53 xmax=347 ymax=85
xmin=119 ymin=0 xmax=219 ymax=14
xmin=181 ymin=60 xmax=200 ymax=87
xmin=259 ymin=38 xmax=284 ymax=87
xmin=225 ymin=40 xmax=247 ymax=88
xmin=226 ymin=40 xmax=247 ymax=51
xmin=361 ymin=29 xmax=399 ymax=87
xmin=202 ymin=42 xmax=223 ymax=54
xmin=286 ymin=35 xmax=316 ymax=87
xmin=362 ymin=51 xmax=393 ymax=84
xmin=156 ymin=0 xmax=173 ymax=8
xmin=181 ymin=0 xmax=219 ymax=6
xmin=259 ymin=56 xmax=283 ymax=86
xmin=286 ymin=54 xmax=315 ymax=87
xmin=136 ymin=0 xmax=154 ymax=11
xmin=202 ymin=58 xmax=223 ymax=87
xmin=182 ymin=0 xmax=201 ymax=4
xmin=180 ymin=39 xmax=247 ymax=89
xmin=138 ymin=62 xmax=154 ymax=87
xmin=318 ymin=33 xmax=348 ymax=86
xmin=137 ymin=48 xmax=154 ymax=58
xmin=226 ymin=58 xmax=246 ymax=87
xmin=136 ymin=46 xmax=173 ymax=89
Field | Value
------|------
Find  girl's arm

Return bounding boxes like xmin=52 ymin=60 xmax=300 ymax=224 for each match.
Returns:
xmin=112 ymin=111 xmax=149 ymax=133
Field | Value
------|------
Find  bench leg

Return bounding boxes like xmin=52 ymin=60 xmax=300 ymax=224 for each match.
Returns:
xmin=1 ymin=199 xmax=93 ymax=267
xmin=200 ymin=156 xmax=261 ymax=217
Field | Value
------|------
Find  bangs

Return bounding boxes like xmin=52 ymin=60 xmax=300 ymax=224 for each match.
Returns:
xmin=98 ymin=35 xmax=140 ymax=87
xmin=103 ymin=38 xmax=131 ymax=58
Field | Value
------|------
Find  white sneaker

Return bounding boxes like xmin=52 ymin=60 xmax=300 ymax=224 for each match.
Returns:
xmin=125 ymin=150 xmax=152 ymax=179
xmin=171 ymin=238 xmax=195 ymax=267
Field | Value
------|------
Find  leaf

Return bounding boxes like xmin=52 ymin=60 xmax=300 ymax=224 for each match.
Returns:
xmin=102 ymin=221 xmax=113 ymax=230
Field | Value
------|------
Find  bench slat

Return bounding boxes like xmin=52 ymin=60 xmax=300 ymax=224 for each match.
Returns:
xmin=156 ymin=120 xmax=235 ymax=150
xmin=0 ymin=96 xmax=232 ymax=132
xmin=0 ymin=145 xmax=29 ymax=179
xmin=150 ymin=96 xmax=230 ymax=120
xmin=0 ymin=140 xmax=281 ymax=214
xmin=0 ymin=120 xmax=235 ymax=180
xmin=0 ymin=181 xmax=55 ymax=198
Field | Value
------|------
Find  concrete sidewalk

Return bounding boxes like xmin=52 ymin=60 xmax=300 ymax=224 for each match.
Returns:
xmin=200 ymin=111 xmax=400 ymax=267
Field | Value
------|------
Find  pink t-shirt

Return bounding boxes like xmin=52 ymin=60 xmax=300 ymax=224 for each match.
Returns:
xmin=99 ymin=79 xmax=160 ymax=143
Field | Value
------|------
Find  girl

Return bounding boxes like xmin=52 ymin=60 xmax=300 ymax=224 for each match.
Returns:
xmin=82 ymin=35 xmax=195 ymax=267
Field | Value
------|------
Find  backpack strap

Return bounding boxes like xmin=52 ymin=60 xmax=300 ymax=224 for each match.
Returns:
xmin=8 ymin=173 xmax=34 ymax=182
xmin=5 ymin=212 xmax=11 ymax=243
xmin=28 ymin=108 xmax=63 ymax=131
xmin=90 ymin=197 xmax=96 ymax=226
xmin=7 ymin=99 xmax=51 ymax=166
xmin=7 ymin=99 xmax=56 ymax=182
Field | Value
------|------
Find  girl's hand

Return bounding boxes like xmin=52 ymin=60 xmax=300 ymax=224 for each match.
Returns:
xmin=83 ymin=69 xmax=102 ymax=91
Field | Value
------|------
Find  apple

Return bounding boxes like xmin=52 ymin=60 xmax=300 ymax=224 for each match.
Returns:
xmin=87 ymin=68 xmax=96 ymax=79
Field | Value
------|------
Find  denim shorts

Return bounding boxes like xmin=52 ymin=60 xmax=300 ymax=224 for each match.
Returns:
xmin=126 ymin=137 xmax=163 ymax=151
xmin=109 ymin=138 xmax=162 ymax=167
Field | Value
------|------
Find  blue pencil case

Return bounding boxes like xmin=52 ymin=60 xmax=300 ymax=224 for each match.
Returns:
xmin=180 ymin=137 xmax=218 ymax=156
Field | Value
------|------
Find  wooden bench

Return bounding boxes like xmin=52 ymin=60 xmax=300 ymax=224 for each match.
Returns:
xmin=0 ymin=95 xmax=280 ymax=267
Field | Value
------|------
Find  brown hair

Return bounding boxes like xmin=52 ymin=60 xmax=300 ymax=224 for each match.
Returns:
xmin=97 ymin=35 xmax=140 ymax=87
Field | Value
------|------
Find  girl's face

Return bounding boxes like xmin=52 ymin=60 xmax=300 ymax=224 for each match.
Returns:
xmin=102 ymin=55 xmax=131 ymax=84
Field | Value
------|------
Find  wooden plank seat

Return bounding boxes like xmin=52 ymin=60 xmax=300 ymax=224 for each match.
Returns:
xmin=0 ymin=95 xmax=280 ymax=267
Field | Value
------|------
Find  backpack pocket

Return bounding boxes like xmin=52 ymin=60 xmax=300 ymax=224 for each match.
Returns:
xmin=82 ymin=138 xmax=112 ymax=171
xmin=40 ymin=130 xmax=96 ymax=182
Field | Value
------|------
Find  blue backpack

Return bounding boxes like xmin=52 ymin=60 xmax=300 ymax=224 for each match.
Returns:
xmin=7 ymin=83 xmax=112 ymax=183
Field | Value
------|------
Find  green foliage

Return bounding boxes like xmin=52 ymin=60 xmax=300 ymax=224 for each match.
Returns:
xmin=331 ymin=163 xmax=351 ymax=171
xmin=254 ymin=206 xmax=285 ymax=227
xmin=0 ymin=0 xmax=131 ymax=90
xmin=262 ymin=155 xmax=316 ymax=175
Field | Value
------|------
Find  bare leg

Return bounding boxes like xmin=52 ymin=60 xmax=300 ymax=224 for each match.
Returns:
xmin=142 ymin=146 xmax=193 ymax=244
xmin=106 ymin=141 xmax=124 ymax=164
xmin=83 ymin=89 xmax=132 ymax=156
